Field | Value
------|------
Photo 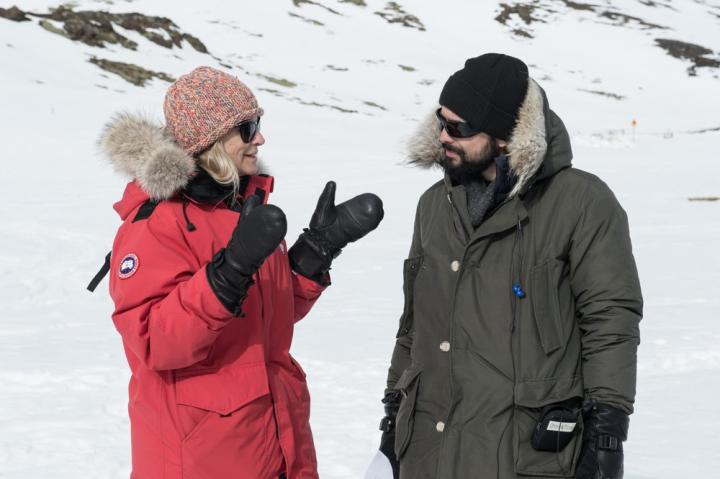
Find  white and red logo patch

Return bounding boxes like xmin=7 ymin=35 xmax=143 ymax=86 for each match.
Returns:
xmin=118 ymin=253 xmax=139 ymax=279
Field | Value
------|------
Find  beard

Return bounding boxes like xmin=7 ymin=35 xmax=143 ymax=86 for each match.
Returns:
xmin=439 ymin=139 xmax=499 ymax=184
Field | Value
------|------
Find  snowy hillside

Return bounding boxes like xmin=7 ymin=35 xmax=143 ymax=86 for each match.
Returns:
xmin=1 ymin=0 xmax=719 ymax=477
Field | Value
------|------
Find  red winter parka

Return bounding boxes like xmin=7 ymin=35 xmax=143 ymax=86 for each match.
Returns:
xmin=104 ymin=114 xmax=325 ymax=479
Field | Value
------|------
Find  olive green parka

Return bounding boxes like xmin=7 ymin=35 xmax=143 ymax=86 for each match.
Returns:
xmin=386 ymin=79 xmax=642 ymax=478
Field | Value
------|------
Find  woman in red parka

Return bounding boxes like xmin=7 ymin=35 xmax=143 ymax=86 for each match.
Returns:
xmin=99 ymin=66 xmax=383 ymax=479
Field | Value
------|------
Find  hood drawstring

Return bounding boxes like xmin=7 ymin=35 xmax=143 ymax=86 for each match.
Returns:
xmin=182 ymin=198 xmax=197 ymax=232
xmin=512 ymin=217 xmax=526 ymax=298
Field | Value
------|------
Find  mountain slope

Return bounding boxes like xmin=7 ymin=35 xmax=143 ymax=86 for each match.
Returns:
xmin=0 ymin=1 xmax=718 ymax=477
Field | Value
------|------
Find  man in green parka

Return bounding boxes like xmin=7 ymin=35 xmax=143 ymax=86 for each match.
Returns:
xmin=374 ymin=54 xmax=642 ymax=479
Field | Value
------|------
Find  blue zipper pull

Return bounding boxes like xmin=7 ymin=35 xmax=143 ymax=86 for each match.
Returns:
xmin=513 ymin=282 xmax=526 ymax=298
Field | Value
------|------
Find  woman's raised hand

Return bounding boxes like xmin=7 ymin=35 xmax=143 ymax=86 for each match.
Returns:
xmin=206 ymin=195 xmax=287 ymax=315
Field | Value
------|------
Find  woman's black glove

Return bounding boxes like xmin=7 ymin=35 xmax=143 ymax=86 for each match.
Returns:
xmin=379 ymin=391 xmax=401 ymax=479
xmin=207 ymin=195 xmax=287 ymax=315
xmin=575 ymin=401 xmax=629 ymax=479
xmin=289 ymin=181 xmax=384 ymax=282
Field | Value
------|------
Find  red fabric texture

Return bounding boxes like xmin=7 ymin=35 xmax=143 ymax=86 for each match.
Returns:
xmin=109 ymin=176 xmax=325 ymax=479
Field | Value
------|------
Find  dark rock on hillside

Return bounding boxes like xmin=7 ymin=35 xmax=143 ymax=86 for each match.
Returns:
xmin=1 ymin=5 xmax=207 ymax=53
xmin=374 ymin=2 xmax=425 ymax=31
xmin=288 ymin=12 xmax=325 ymax=26
xmin=578 ymin=89 xmax=626 ymax=100
xmin=89 ymin=58 xmax=175 ymax=86
xmin=655 ymin=39 xmax=720 ymax=76
xmin=292 ymin=0 xmax=342 ymax=15
xmin=0 ymin=5 xmax=214 ymax=87
xmin=0 ymin=5 xmax=30 ymax=21
xmin=559 ymin=0 xmax=594 ymax=12
xmin=599 ymin=11 xmax=665 ymax=30
xmin=495 ymin=3 xmax=544 ymax=38
xmin=495 ymin=3 xmax=544 ymax=26
xmin=637 ymin=0 xmax=676 ymax=10
xmin=495 ymin=1 xmax=667 ymax=38
xmin=29 ymin=6 xmax=208 ymax=53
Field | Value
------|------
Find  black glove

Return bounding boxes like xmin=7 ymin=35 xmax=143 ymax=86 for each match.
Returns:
xmin=207 ymin=195 xmax=287 ymax=315
xmin=379 ymin=391 xmax=401 ymax=479
xmin=289 ymin=181 xmax=384 ymax=282
xmin=575 ymin=401 xmax=629 ymax=479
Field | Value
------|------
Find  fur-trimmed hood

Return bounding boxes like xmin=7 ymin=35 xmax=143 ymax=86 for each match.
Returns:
xmin=408 ymin=79 xmax=573 ymax=198
xmin=98 ymin=112 xmax=268 ymax=201
xmin=99 ymin=112 xmax=197 ymax=201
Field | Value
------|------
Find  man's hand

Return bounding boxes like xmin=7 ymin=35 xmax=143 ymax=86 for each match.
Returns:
xmin=289 ymin=181 xmax=384 ymax=281
xmin=575 ymin=401 xmax=629 ymax=479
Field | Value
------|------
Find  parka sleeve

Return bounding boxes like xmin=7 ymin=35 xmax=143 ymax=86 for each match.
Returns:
xmin=109 ymin=210 xmax=235 ymax=371
xmin=569 ymin=182 xmax=643 ymax=414
xmin=291 ymin=271 xmax=327 ymax=323
xmin=385 ymin=200 xmax=423 ymax=395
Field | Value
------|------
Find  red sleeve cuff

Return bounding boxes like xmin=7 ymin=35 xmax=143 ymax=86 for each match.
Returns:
xmin=293 ymin=270 xmax=329 ymax=297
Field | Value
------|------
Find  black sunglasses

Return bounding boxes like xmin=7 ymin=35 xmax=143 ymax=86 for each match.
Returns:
xmin=435 ymin=108 xmax=483 ymax=139
xmin=236 ymin=117 xmax=261 ymax=143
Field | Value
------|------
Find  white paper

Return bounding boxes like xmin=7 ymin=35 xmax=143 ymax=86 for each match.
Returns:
xmin=547 ymin=421 xmax=577 ymax=433
xmin=363 ymin=450 xmax=394 ymax=479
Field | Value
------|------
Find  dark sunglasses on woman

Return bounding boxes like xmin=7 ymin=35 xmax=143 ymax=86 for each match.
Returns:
xmin=435 ymin=108 xmax=483 ymax=139
xmin=236 ymin=117 xmax=261 ymax=143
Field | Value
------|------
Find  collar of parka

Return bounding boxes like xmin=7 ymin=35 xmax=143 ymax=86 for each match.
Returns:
xmin=407 ymin=79 xmax=574 ymax=199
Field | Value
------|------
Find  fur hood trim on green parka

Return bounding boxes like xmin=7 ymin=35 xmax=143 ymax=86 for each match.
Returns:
xmin=407 ymin=79 xmax=555 ymax=199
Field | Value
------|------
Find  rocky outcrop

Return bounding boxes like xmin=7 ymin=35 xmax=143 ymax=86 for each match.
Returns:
xmin=655 ymin=39 xmax=720 ymax=76
xmin=0 ymin=5 xmax=212 ymax=86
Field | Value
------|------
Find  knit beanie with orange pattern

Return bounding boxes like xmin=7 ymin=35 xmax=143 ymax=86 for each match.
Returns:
xmin=164 ymin=66 xmax=263 ymax=157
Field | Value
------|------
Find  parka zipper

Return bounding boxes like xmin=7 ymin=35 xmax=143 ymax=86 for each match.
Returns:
xmin=501 ymin=216 xmax=526 ymax=479
xmin=435 ymin=192 xmax=464 ymax=479
xmin=442 ymin=190 xmax=529 ymax=479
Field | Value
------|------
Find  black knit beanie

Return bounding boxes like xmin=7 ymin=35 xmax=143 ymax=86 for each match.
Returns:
xmin=439 ymin=53 xmax=529 ymax=141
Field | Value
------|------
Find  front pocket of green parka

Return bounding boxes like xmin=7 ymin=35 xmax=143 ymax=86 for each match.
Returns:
xmin=393 ymin=366 xmax=422 ymax=459
xmin=396 ymin=255 xmax=423 ymax=338
xmin=513 ymin=404 xmax=583 ymax=477
xmin=530 ymin=259 xmax=564 ymax=355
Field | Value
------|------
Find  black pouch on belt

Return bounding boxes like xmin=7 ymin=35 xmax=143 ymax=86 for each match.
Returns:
xmin=531 ymin=402 xmax=580 ymax=452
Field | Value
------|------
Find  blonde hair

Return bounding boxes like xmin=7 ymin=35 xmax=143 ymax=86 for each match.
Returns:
xmin=196 ymin=138 xmax=241 ymax=193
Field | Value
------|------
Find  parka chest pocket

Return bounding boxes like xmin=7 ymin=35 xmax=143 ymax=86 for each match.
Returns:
xmin=393 ymin=366 xmax=422 ymax=459
xmin=396 ymin=255 xmax=423 ymax=338
xmin=529 ymin=259 xmax=566 ymax=355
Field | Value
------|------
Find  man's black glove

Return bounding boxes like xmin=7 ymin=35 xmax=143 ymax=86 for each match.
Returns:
xmin=379 ymin=391 xmax=401 ymax=479
xmin=289 ymin=181 xmax=384 ymax=282
xmin=207 ymin=195 xmax=287 ymax=315
xmin=575 ymin=401 xmax=629 ymax=479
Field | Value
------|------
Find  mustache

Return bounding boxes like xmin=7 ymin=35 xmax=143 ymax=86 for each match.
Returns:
xmin=442 ymin=143 xmax=463 ymax=155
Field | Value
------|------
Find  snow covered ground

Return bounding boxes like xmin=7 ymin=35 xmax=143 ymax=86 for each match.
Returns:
xmin=1 ymin=0 xmax=718 ymax=477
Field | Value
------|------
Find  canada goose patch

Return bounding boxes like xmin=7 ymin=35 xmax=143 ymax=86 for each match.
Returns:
xmin=118 ymin=253 xmax=139 ymax=279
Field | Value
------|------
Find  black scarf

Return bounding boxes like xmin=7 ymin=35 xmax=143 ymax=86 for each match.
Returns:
xmin=182 ymin=168 xmax=250 ymax=211
xmin=463 ymin=154 xmax=517 ymax=228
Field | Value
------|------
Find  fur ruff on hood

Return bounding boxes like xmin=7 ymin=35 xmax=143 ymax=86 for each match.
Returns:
xmin=408 ymin=79 xmax=548 ymax=198
xmin=99 ymin=112 xmax=267 ymax=201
